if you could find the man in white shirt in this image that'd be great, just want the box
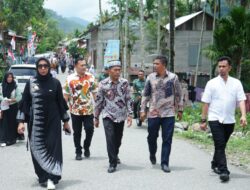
[201,56,247,182]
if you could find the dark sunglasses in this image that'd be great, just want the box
[38,64,49,69]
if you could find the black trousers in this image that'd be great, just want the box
[209,121,234,173]
[71,114,94,155]
[133,99,140,118]
[103,118,124,167]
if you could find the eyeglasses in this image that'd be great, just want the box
[38,64,49,69]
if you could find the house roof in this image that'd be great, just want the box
[165,11,203,30]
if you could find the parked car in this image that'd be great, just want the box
[9,64,36,93]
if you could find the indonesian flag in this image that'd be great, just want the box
[8,48,16,61]
[28,32,36,49]
[10,36,16,50]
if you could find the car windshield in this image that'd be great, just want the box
[10,67,36,76]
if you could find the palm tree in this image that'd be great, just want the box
[169,0,175,72]
[157,0,161,54]
[204,6,250,79]
[123,0,128,79]
[99,0,104,68]
[139,0,145,69]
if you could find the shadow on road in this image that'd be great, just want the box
[118,164,145,171]
[88,156,107,161]
[230,173,250,179]
[171,166,195,172]
[57,179,83,189]
[151,164,194,172]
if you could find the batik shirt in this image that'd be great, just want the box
[94,77,133,123]
[63,72,97,115]
[132,78,145,100]
[141,71,183,118]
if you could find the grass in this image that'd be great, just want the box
[176,103,250,172]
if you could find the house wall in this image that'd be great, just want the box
[174,30,213,74]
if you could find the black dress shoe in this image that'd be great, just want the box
[161,165,171,173]
[150,155,156,165]
[75,154,83,160]
[84,149,90,158]
[107,166,116,173]
[220,172,230,182]
[117,157,121,164]
[212,167,222,175]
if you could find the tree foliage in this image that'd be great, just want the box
[0,0,64,53]
[204,6,250,80]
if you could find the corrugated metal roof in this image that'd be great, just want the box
[165,11,203,30]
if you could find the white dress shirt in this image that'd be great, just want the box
[202,76,246,124]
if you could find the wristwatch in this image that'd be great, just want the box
[201,118,207,123]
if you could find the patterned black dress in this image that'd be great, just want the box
[18,75,69,184]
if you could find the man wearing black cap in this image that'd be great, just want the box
[94,60,133,173]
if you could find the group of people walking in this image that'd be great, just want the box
[0,54,247,189]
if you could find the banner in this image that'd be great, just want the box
[104,40,120,68]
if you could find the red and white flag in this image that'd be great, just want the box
[8,48,16,61]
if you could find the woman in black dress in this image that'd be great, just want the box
[0,72,22,146]
[17,58,71,190]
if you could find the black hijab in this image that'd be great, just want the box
[35,57,51,81]
[2,72,17,98]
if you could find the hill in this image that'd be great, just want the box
[45,9,89,34]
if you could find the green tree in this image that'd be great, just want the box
[204,6,250,79]
[2,0,45,34]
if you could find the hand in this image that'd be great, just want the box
[200,122,207,131]
[240,116,247,127]
[177,111,183,120]
[140,112,146,122]
[127,116,132,127]
[18,123,25,134]
[63,122,71,132]
[94,119,99,128]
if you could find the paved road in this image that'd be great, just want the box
[0,71,249,190]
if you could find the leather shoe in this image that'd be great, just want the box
[107,166,116,173]
[220,172,230,182]
[84,149,90,158]
[75,154,83,160]
[150,155,156,165]
[161,164,171,173]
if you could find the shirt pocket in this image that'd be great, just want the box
[164,79,174,98]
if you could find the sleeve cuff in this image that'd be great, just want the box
[62,112,70,122]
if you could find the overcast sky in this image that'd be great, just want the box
[44,0,111,22]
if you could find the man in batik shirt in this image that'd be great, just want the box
[140,55,183,173]
[94,60,133,173]
[63,58,97,160]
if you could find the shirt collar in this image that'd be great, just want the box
[218,75,231,83]
[75,72,87,78]
[108,77,121,84]
[156,70,169,78]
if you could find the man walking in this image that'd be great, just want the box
[201,56,247,182]
[132,70,145,126]
[140,55,183,173]
[63,57,97,160]
[94,60,133,173]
